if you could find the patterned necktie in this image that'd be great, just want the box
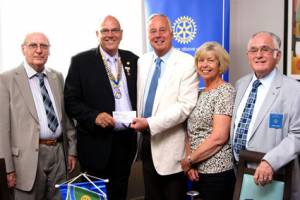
[36,73,59,133]
[233,79,261,157]
[143,57,162,118]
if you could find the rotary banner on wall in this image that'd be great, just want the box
[144,0,230,84]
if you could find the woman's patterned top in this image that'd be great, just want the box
[187,82,236,174]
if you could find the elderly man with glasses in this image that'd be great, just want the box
[0,32,77,200]
[231,31,300,200]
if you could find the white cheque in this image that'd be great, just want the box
[113,111,136,124]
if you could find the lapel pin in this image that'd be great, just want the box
[125,66,131,76]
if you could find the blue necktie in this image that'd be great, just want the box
[36,73,59,133]
[143,58,162,118]
[233,79,261,157]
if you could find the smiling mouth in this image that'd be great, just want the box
[154,39,164,45]
[254,60,266,64]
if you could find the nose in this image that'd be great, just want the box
[254,49,264,57]
[35,46,43,53]
[199,60,208,67]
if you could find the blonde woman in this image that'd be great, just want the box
[181,42,236,200]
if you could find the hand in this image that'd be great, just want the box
[95,112,115,128]
[253,160,274,186]
[181,158,191,173]
[130,118,149,132]
[7,171,16,188]
[186,168,199,181]
[68,155,77,172]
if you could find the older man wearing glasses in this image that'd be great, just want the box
[231,31,300,200]
[0,32,77,200]
[64,15,138,200]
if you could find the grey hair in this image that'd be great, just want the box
[248,31,281,49]
[147,13,173,33]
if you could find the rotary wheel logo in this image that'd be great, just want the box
[173,16,197,44]
[80,195,91,200]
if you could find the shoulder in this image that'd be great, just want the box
[71,48,98,60]
[0,65,24,80]
[119,49,139,60]
[138,51,153,63]
[219,82,236,95]
[47,68,64,80]
[236,74,252,84]
[281,74,300,90]
[171,48,194,62]
[235,73,252,89]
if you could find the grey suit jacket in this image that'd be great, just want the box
[231,69,300,200]
[0,65,76,191]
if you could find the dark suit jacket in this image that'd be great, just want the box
[64,47,138,172]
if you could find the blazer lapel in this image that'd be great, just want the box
[14,66,39,122]
[231,75,252,142]
[248,71,282,140]
[120,54,135,106]
[47,70,62,121]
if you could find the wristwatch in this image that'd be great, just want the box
[187,154,193,166]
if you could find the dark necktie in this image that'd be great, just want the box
[36,73,59,133]
[233,79,261,157]
[143,58,162,118]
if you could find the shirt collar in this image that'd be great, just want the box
[153,47,173,64]
[23,60,47,79]
[250,68,277,89]
[100,46,119,62]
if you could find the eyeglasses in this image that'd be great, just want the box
[25,43,50,50]
[247,45,278,55]
[100,28,122,35]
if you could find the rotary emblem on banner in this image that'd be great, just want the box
[80,195,92,200]
[172,16,197,44]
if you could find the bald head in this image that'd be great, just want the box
[99,15,121,30]
[22,32,50,72]
[96,15,123,56]
[23,32,50,46]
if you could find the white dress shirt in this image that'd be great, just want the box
[100,47,132,130]
[24,61,62,139]
[233,68,277,160]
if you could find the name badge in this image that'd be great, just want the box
[269,113,283,129]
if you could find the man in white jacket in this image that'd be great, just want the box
[131,13,199,200]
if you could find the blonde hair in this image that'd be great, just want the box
[194,42,229,73]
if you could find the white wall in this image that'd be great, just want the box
[0,0,285,83]
[230,0,285,84]
[0,0,144,76]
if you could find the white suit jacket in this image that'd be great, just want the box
[137,48,199,175]
[231,69,300,200]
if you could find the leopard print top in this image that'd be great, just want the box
[187,82,236,174]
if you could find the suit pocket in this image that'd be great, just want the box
[11,146,19,157]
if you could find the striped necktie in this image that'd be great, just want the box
[36,73,59,133]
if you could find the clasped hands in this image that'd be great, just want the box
[181,157,199,181]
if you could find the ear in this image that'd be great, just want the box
[274,50,282,63]
[273,51,278,59]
